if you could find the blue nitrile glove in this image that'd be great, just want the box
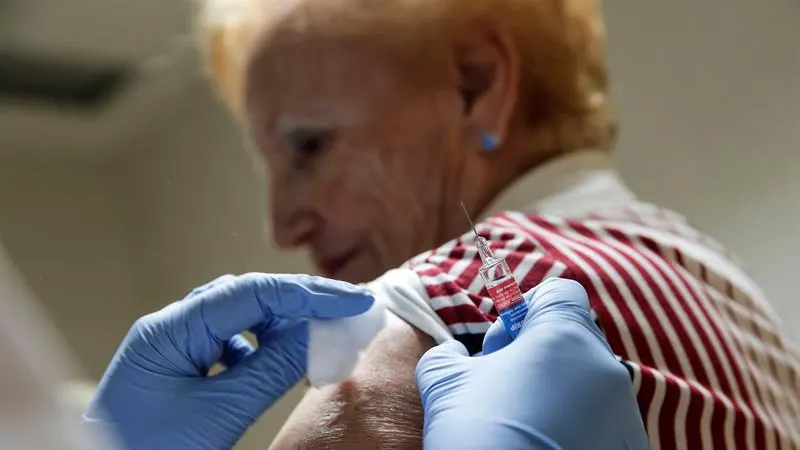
[416,278,649,450]
[83,273,373,450]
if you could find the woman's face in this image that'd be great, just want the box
[244,36,476,283]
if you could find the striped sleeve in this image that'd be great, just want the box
[402,217,571,354]
[401,210,800,449]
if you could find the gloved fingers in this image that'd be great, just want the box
[525,277,590,311]
[213,320,308,414]
[432,339,470,357]
[219,334,255,368]
[249,317,301,347]
[245,273,375,319]
[248,319,271,340]
[186,274,236,298]
[521,277,592,328]
[481,317,513,355]
[191,273,374,342]
[415,340,468,393]
[519,277,611,352]
[482,277,587,355]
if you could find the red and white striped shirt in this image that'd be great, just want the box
[368,151,800,449]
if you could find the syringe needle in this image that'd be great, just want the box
[460,201,479,236]
[461,200,493,262]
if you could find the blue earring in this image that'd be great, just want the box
[481,133,499,152]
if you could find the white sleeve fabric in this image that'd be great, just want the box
[364,268,453,344]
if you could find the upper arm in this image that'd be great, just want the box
[269,312,435,450]
[267,224,548,449]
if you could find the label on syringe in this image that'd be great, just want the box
[487,277,528,338]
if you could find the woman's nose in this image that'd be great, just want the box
[272,211,319,249]
[270,187,320,249]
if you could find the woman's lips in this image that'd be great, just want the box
[316,248,359,277]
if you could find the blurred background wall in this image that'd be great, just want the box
[0,155,143,378]
[0,0,797,447]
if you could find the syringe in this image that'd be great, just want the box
[461,202,529,339]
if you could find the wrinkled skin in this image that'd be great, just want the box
[243,31,513,282]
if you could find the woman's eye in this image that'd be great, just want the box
[287,128,333,159]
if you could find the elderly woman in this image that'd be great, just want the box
[199,0,800,448]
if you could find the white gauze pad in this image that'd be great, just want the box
[307,300,387,388]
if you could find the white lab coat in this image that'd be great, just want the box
[0,242,112,449]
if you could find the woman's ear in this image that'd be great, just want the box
[454,23,520,151]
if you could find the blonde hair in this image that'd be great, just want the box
[197,0,616,151]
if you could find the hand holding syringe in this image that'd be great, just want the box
[415,277,650,450]
[461,202,529,339]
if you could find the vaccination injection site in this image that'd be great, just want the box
[1,0,799,448]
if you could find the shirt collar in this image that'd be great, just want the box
[481,150,636,219]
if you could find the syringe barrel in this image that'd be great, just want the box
[479,258,528,338]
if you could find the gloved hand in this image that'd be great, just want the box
[83,273,373,450]
[416,278,649,450]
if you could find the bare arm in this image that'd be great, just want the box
[269,312,435,449]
